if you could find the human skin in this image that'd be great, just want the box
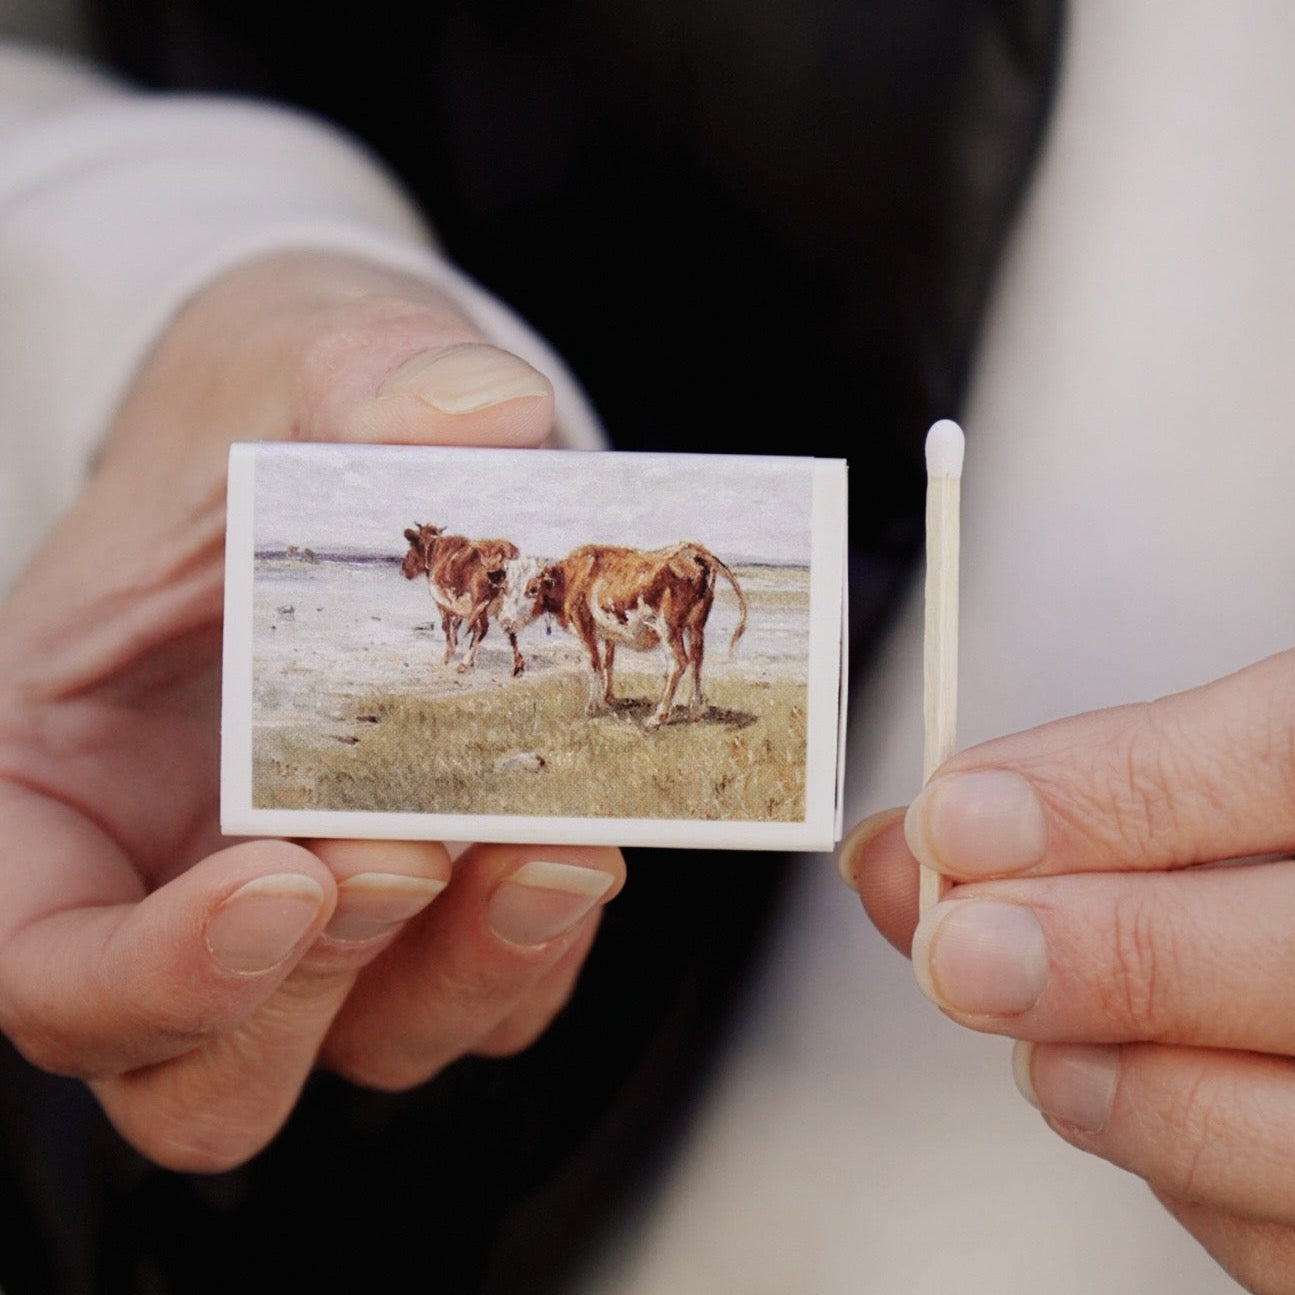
[839,651,1295,1294]
[0,250,625,1172]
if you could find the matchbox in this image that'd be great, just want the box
[221,443,848,850]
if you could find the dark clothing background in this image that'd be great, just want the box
[0,4,1064,1291]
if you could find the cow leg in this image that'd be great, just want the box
[647,634,688,730]
[574,617,607,715]
[508,631,524,677]
[584,657,604,714]
[460,611,488,672]
[601,640,616,704]
[457,596,496,673]
[441,609,458,665]
[583,640,607,713]
[457,626,476,671]
[685,625,706,718]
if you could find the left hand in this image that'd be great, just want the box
[840,649,1295,1294]
[0,250,624,1172]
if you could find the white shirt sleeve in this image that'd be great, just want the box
[0,40,603,594]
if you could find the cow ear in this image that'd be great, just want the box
[404,527,419,544]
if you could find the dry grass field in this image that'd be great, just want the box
[254,668,808,823]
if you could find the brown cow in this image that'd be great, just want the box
[519,541,748,729]
[401,523,525,674]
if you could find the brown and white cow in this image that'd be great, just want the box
[401,523,525,675]
[515,541,748,729]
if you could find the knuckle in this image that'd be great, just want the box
[1157,1060,1235,1202]
[1120,716,1182,855]
[1046,702,1212,867]
[96,1083,279,1173]
[1097,886,1171,1037]
[1252,691,1295,820]
[420,962,516,1022]
[293,316,361,417]
[326,1038,455,1092]
[102,991,224,1062]
[322,1008,466,1091]
[473,1011,553,1059]
[1065,663,1295,869]
[1099,708,1183,861]
[118,995,218,1046]
[129,1116,269,1174]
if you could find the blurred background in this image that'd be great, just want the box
[3,1,1289,1290]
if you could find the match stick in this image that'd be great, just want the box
[920,419,964,914]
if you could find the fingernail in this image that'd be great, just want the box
[324,873,448,943]
[836,807,906,888]
[487,861,616,947]
[912,899,1048,1015]
[1012,1039,1039,1107]
[206,874,327,974]
[905,770,1048,878]
[1015,1040,1119,1133]
[379,343,551,413]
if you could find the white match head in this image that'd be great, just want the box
[925,419,965,479]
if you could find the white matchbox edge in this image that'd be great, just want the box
[220,443,849,853]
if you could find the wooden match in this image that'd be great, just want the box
[920,419,964,913]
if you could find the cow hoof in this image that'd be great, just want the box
[512,664,524,678]
[456,663,471,675]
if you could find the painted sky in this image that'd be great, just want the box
[252,444,816,565]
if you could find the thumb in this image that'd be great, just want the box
[256,253,557,447]
[0,834,336,1082]
[90,840,451,1172]
[837,807,919,956]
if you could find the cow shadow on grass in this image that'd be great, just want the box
[599,698,758,730]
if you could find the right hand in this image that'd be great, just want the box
[840,651,1295,1293]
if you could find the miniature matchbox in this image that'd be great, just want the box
[221,443,848,851]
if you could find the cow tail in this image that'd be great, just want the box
[710,554,748,652]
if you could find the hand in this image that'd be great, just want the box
[840,649,1295,1294]
[0,251,624,1172]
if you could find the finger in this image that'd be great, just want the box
[837,807,917,955]
[321,845,624,1089]
[1156,1191,1295,1295]
[1016,1039,1295,1229]
[472,920,599,1058]
[909,861,1295,1052]
[903,649,1295,882]
[305,838,451,949]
